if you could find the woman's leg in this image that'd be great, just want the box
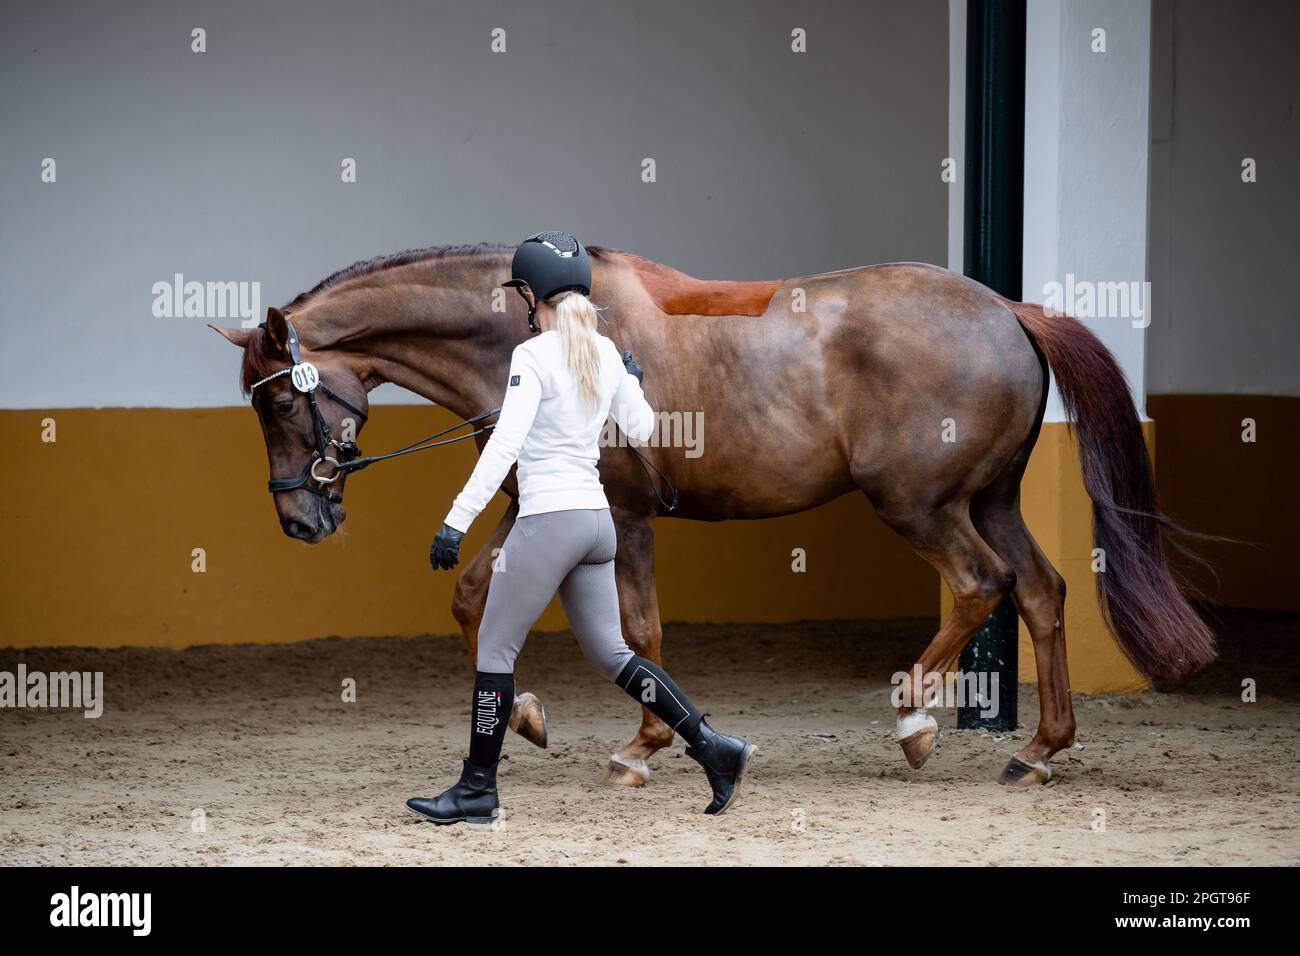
[470,511,610,764]
[407,512,589,824]
[557,510,757,814]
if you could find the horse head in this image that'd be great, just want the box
[213,306,370,543]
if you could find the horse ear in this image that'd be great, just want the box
[264,307,291,354]
[208,324,255,348]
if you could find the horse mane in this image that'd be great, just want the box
[276,241,775,319]
[281,242,515,313]
[243,241,775,392]
[244,242,517,394]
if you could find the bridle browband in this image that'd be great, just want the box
[249,318,499,505]
[248,317,678,513]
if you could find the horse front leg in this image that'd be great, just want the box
[606,510,674,787]
[450,500,547,748]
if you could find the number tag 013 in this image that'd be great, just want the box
[291,362,320,393]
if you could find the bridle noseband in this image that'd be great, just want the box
[249,318,499,505]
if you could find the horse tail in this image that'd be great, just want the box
[1004,299,1216,680]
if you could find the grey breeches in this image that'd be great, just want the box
[475,508,635,681]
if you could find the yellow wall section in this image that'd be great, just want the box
[6,399,1289,659]
[1148,394,1299,614]
[0,407,936,650]
[1016,422,1151,693]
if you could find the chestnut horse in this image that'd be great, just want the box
[214,243,1215,787]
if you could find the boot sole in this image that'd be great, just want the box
[404,804,497,826]
[712,742,757,816]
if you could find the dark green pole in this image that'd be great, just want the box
[957,0,1024,732]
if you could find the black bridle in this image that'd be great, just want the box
[249,318,677,512]
[249,319,499,505]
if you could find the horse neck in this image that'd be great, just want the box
[294,257,518,421]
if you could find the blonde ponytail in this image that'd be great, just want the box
[551,291,602,408]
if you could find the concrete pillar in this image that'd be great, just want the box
[1023,0,1152,421]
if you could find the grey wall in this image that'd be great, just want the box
[0,0,948,408]
[1148,0,1300,396]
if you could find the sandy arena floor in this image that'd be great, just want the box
[2,611,1297,866]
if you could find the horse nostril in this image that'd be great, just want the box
[282,517,318,540]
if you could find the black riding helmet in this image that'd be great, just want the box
[503,232,592,333]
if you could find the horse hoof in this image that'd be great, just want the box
[508,692,547,749]
[998,756,1052,786]
[607,754,650,787]
[897,711,940,769]
[899,727,939,769]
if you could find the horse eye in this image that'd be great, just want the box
[276,399,295,417]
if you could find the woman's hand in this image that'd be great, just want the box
[622,349,644,384]
[429,522,465,571]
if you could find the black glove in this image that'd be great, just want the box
[622,349,644,384]
[429,522,464,571]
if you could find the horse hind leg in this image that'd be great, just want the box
[875,499,1017,771]
[605,510,674,788]
[972,490,1075,786]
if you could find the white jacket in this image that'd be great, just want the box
[445,330,655,533]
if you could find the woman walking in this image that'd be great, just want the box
[408,232,755,824]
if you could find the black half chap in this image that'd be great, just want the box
[470,508,702,767]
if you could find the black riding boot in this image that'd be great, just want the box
[614,657,756,816]
[406,758,500,825]
[685,718,757,815]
